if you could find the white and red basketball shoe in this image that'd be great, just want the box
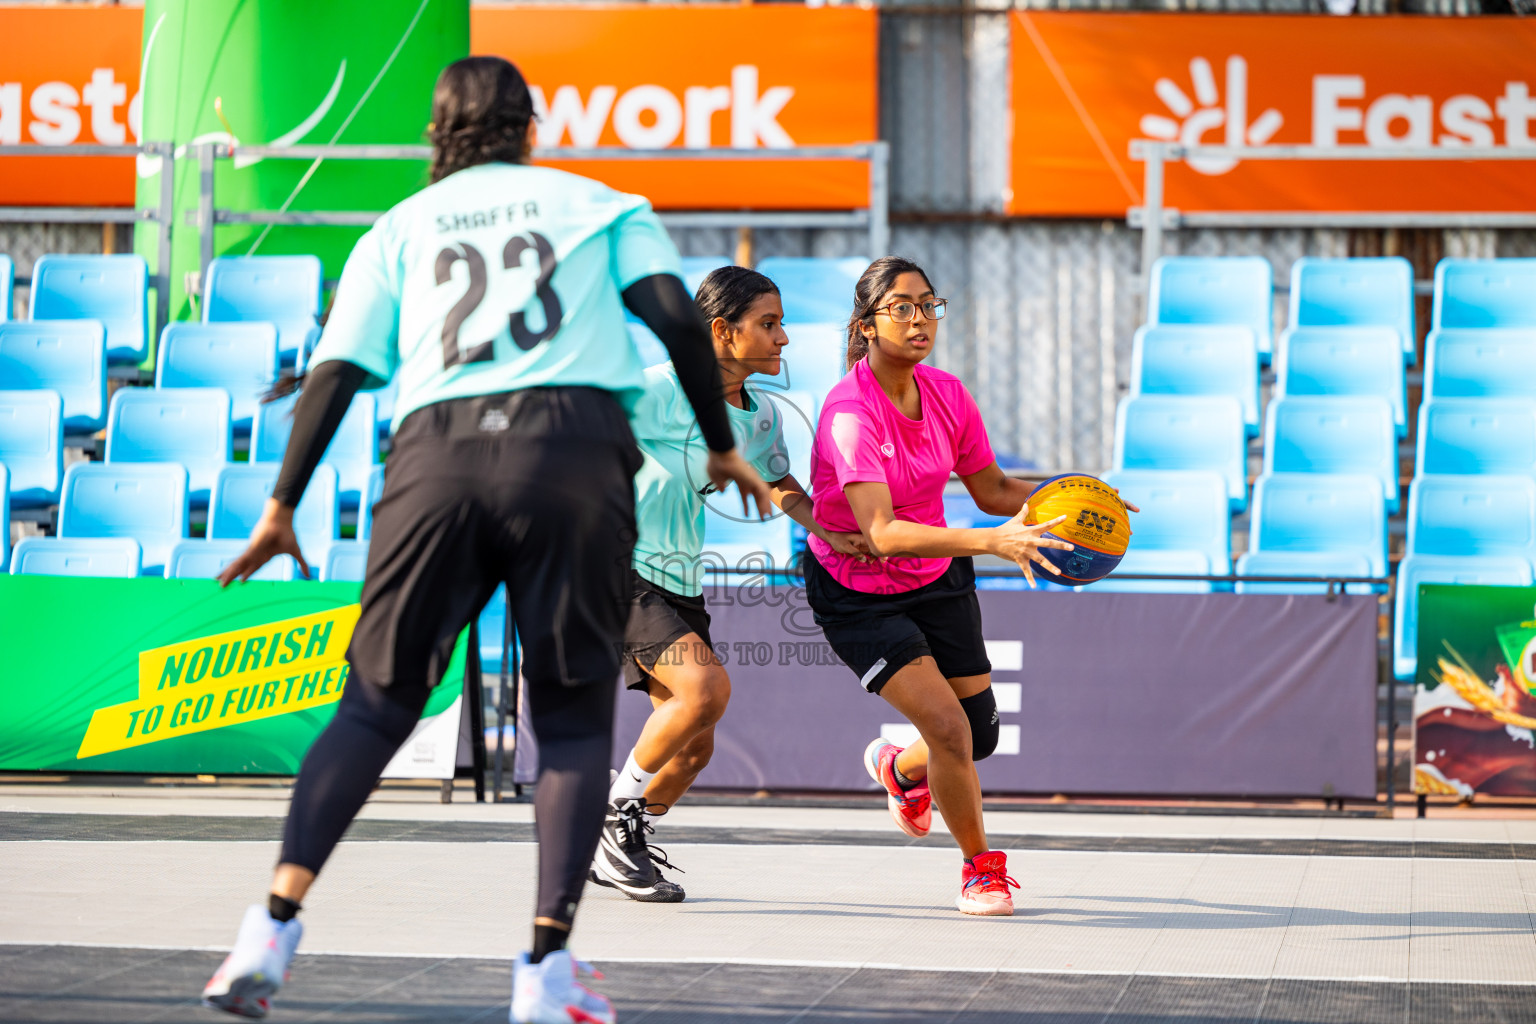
[956,850,1020,916]
[511,949,614,1024]
[864,737,932,837]
[201,904,303,1018]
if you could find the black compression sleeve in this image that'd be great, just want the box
[270,360,369,507]
[622,273,734,453]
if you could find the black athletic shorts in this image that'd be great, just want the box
[347,387,641,696]
[803,554,991,695]
[621,571,715,691]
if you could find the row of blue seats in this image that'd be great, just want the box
[2,251,869,371]
[0,460,385,577]
[0,253,323,366]
[1148,255,1536,364]
[0,388,378,509]
[1133,323,1536,440]
[9,535,368,583]
[1117,390,1536,514]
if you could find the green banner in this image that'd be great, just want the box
[133,0,470,334]
[0,576,463,775]
[1414,584,1536,798]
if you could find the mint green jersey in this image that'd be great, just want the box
[632,364,792,597]
[308,163,682,430]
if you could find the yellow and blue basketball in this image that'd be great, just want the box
[1024,473,1132,585]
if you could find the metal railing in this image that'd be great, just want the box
[1127,142,1536,291]
[188,142,891,287]
[0,143,176,338]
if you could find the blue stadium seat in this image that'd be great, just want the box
[781,322,850,408]
[1406,473,1536,561]
[30,254,148,364]
[1102,468,1231,570]
[942,492,1008,530]
[1090,549,1214,594]
[704,508,795,575]
[0,320,107,433]
[0,254,11,320]
[322,540,369,582]
[57,461,187,575]
[156,322,279,432]
[479,585,508,672]
[1112,395,1248,511]
[1434,258,1536,330]
[366,379,396,438]
[9,536,141,578]
[680,257,732,294]
[203,255,323,366]
[0,390,62,508]
[1275,326,1407,436]
[253,391,377,508]
[1394,555,1535,679]
[208,463,339,564]
[105,387,231,507]
[165,539,298,581]
[1416,398,1536,478]
[1423,328,1536,400]
[1235,550,1376,595]
[627,322,669,369]
[357,465,385,541]
[1130,324,1260,435]
[755,257,867,327]
[0,464,8,571]
[1289,257,1415,363]
[760,389,817,482]
[1147,256,1275,362]
[1239,473,1384,595]
[1263,396,1399,513]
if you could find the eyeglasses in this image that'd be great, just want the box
[872,298,947,323]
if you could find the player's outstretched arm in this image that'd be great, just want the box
[217,360,369,586]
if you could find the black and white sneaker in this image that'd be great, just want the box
[588,797,686,902]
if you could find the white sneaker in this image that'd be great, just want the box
[201,904,304,1019]
[511,949,615,1024]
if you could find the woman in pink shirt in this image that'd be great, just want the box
[805,256,1073,916]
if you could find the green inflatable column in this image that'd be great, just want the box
[133,0,468,347]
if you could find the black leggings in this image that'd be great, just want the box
[280,669,616,927]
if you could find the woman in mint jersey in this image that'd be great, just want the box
[198,58,769,1024]
[588,267,868,903]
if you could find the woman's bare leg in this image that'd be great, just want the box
[627,632,730,809]
[877,659,988,859]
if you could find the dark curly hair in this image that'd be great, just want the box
[428,56,536,184]
[845,256,933,370]
[694,266,779,326]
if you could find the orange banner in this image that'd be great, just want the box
[472,5,878,210]
[1011,13,1536,217]
[0,4,877,211]
[0,5,142,206]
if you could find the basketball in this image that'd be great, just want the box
[1024,473,1132,585]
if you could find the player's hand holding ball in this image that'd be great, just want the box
[989,504,1074,589]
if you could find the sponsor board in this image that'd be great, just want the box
[1011,13,1536,216]
[0,576,465,777]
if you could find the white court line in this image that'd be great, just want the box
[4,839,1533,865]
[4,940,1533,987]
[6,810,1533,847]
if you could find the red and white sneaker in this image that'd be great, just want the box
[956,851,1020,916]
[511,949,614,1024]
[863,737,931,838]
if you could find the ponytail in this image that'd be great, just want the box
[845,256,933,371]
